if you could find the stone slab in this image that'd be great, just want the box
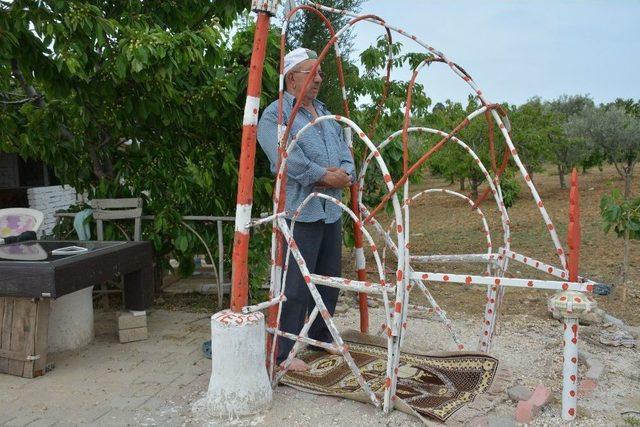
[118,311,147,330]
[119,326,148,343]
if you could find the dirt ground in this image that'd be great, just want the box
[347,164,640,326]
[333,303,640,426]
[6,306,631,426]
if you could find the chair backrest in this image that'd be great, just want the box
[90,198,143,241]
[0,208,44,238]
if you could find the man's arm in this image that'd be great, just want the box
[337,124,356,184]
[257,106,326,187]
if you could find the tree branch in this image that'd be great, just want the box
[613,161,624,179]
[87,144,107,180]
[10,58,76,142]
[10,59,45,107]
[0,96,43,105]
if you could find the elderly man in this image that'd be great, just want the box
[257,48,355,372]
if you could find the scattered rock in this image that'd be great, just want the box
[600,328,636,348]
[579,310,604,325]
[407,309,432,319]
[622,411,640,425]
[507,385,533,402]
[578,349,605,380]
[366,298,381,308]
[578,379,598,397]
[515,384,552,424]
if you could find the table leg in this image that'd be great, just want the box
[123,266,154,310]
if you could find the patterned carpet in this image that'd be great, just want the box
[281,331,499,422]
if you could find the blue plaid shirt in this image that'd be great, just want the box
[257,92,355,223]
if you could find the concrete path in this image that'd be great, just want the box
[0,310,420,426]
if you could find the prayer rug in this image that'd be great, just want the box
[281,330,499,422]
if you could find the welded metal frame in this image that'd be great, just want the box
[236,1,596,420]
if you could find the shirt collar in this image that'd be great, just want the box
[283,91,326,113]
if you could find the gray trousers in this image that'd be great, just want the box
[276,219,341,363]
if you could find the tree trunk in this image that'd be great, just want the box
[470,176,480,200]
[459,177,465,191]
[557,164,566,189]
[88,144,110,180]
[624,168,633,201]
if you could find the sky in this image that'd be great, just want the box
[346,0,640,106]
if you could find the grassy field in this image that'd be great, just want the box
[348,163,640,326]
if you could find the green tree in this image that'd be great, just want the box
[284,0,363,114]
[424,97,507,201]
[566,104,640,293]
[566,105,640,200]
[508,97,552,182]
[350,38,432,209]
[600,189,640,299]
[0,1,279,296]
[544,95,595,189]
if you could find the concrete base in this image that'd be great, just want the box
[204,309,272,419]
[48,286,95,353]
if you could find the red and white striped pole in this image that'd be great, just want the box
[204,2,279,418]
[230,1,279,312]
[550,169,596,421]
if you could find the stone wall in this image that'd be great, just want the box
[27,185,79,235]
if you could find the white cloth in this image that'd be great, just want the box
[283,47,318,76]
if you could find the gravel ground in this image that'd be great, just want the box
[331,300,640,426]
[165,297,638,426]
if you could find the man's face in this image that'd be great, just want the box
[288,59,323,101]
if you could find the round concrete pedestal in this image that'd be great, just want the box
[205,309,272,419]
[48,286,95,353]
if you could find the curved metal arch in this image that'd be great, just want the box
[390,188,493,270]
[357,126,511,264]
[305,0,567,269]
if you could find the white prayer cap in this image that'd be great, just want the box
[283,47,318,76]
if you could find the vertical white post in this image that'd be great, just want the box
[550,290,596,421]
[562,317,579,421]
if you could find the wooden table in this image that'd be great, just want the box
[0,240,154,377]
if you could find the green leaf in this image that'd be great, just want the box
[175,234,189,252]
[131,59,143,73]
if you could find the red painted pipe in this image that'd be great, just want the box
[230,11,272,312]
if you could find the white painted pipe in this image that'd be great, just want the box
[562,318,579,421]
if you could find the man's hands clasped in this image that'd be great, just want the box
[318,167,351,188]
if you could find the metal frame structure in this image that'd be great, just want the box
[232,0,597,421]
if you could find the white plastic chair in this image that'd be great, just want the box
[0,208,44,238]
